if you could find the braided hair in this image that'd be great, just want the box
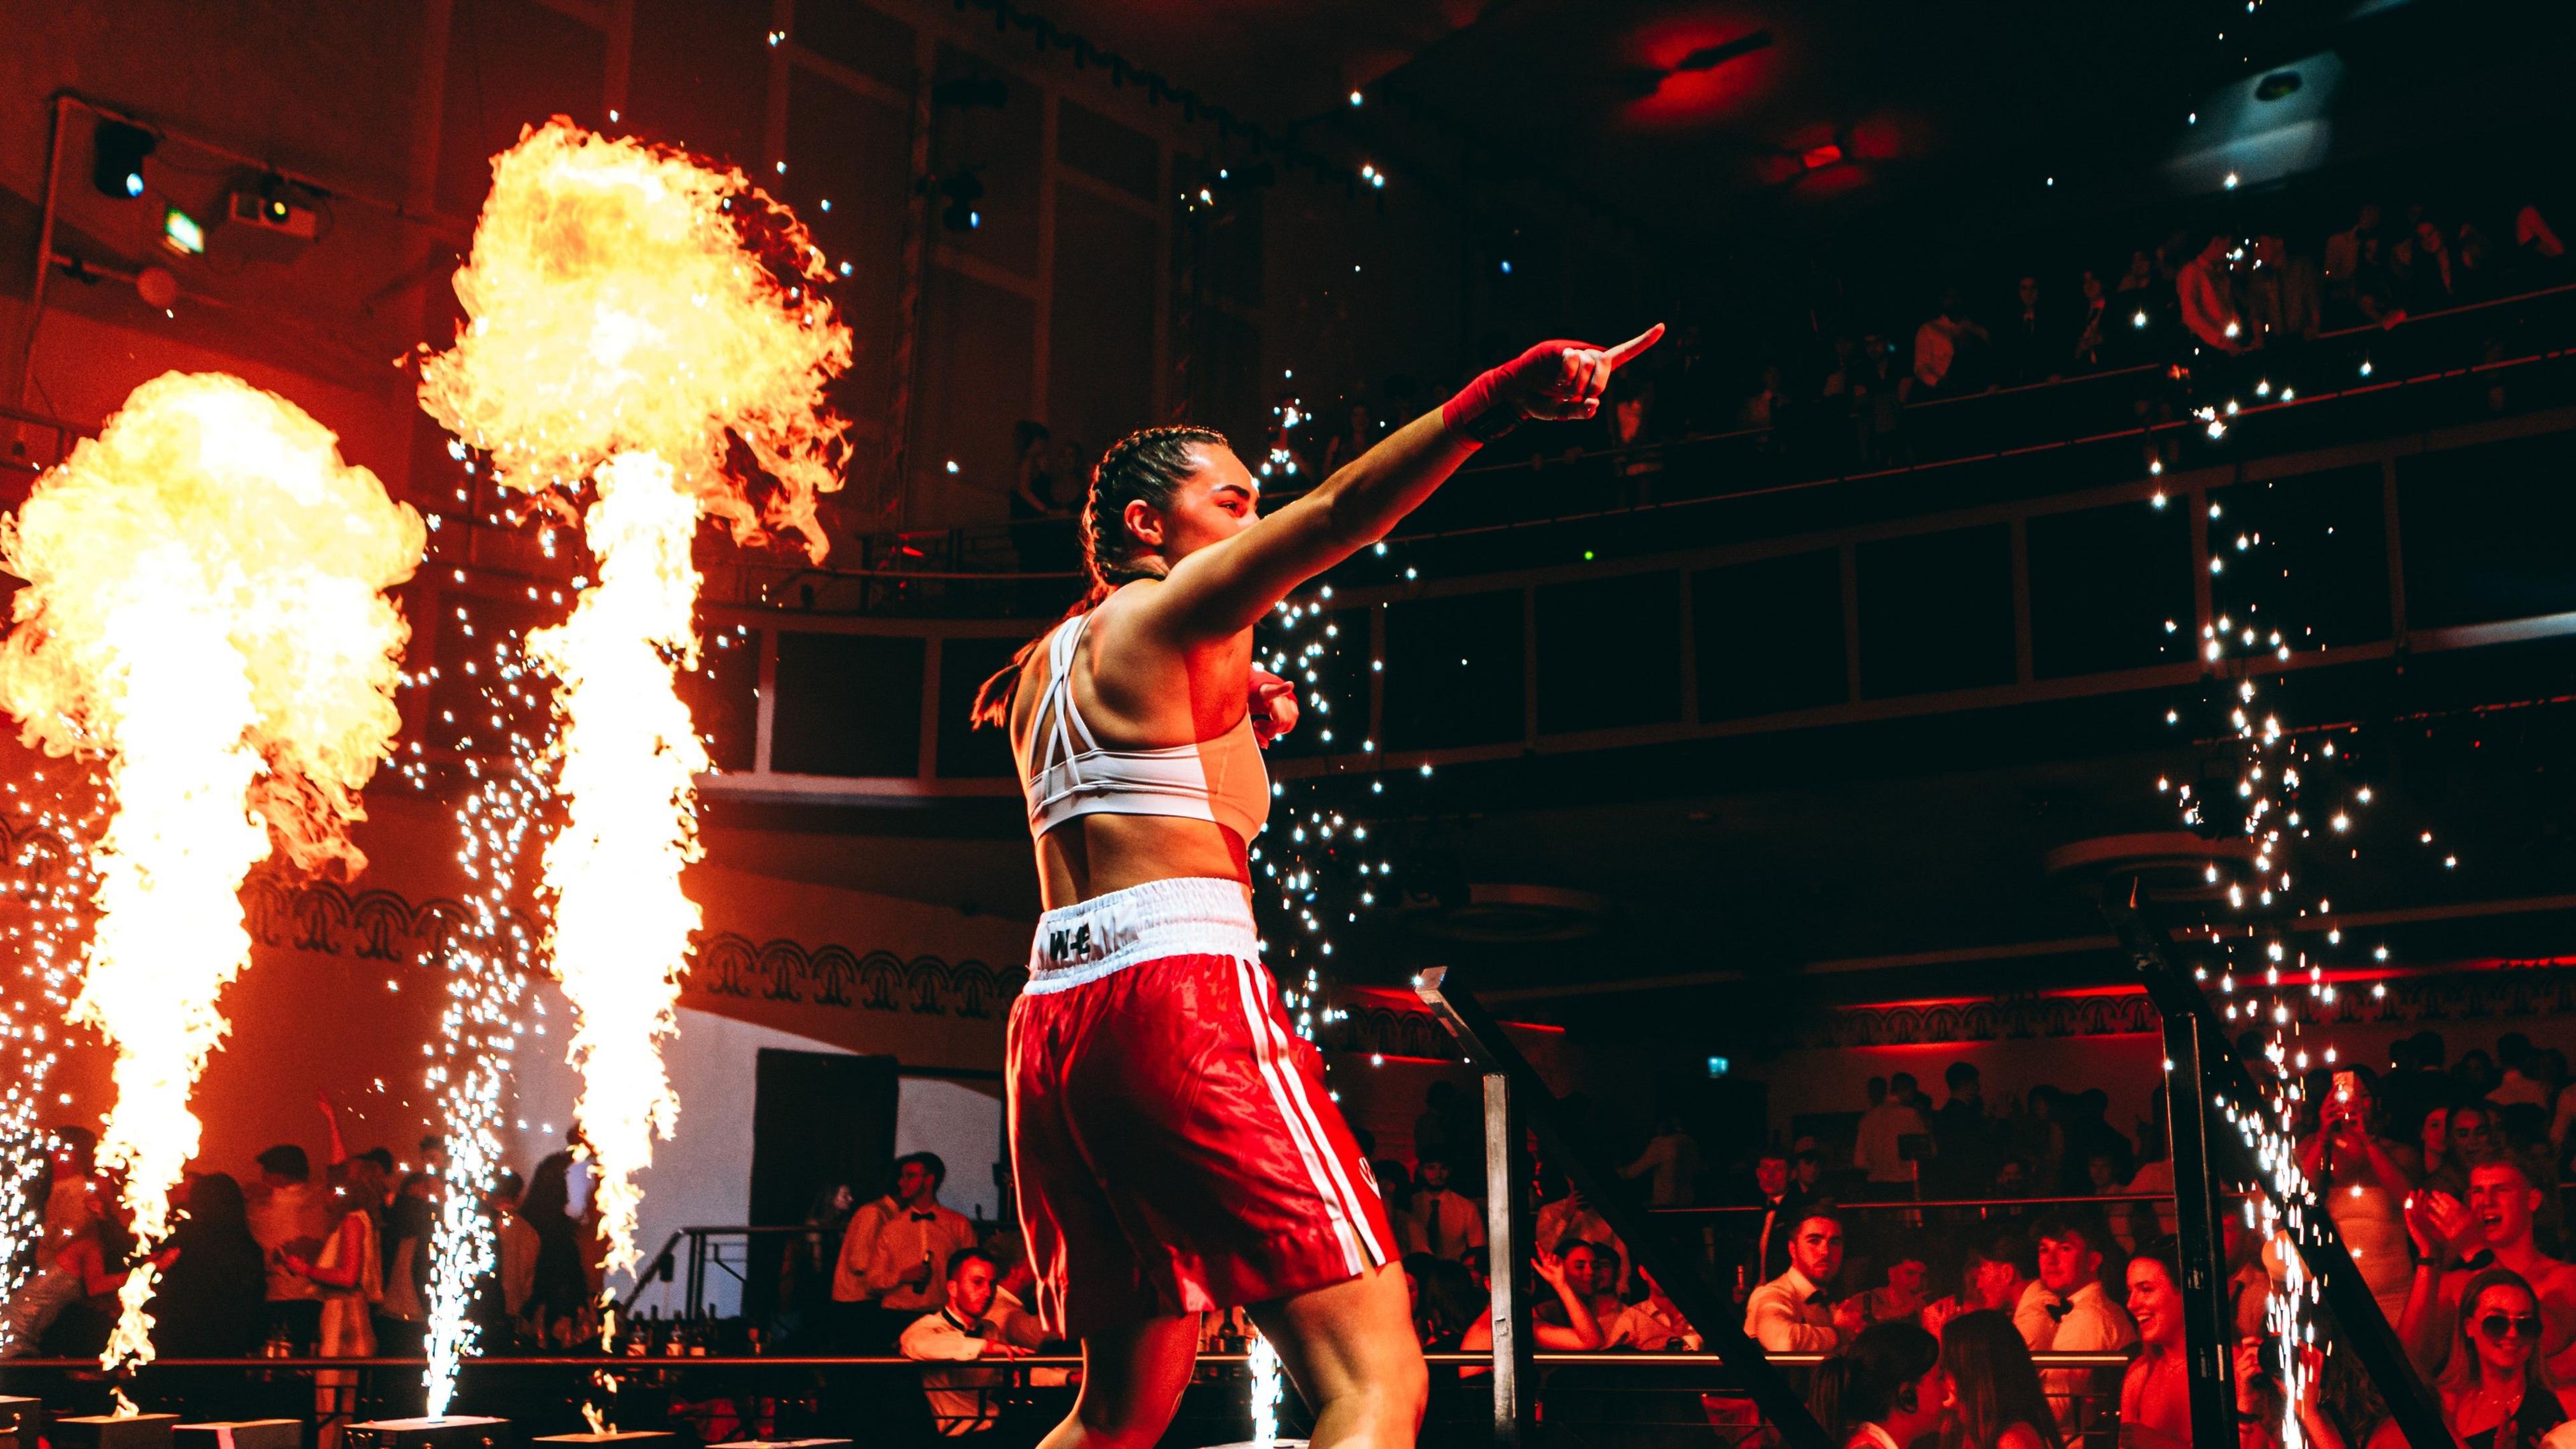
[969,424,1232,731]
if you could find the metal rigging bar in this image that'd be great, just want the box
[1415,965,1831,1449]
[2100,879,2449,1449]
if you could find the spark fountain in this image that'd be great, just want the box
[415,119,849,1354]
[0,372,425,1368]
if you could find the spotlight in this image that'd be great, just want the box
[160,206,205,256]
[91,119,156,199]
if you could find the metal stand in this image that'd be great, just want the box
[2101,880,2449,1449]
[1483,1073,1536,1448]
[1417,967,1831,1449]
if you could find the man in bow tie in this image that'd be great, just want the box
[2019,1212,2136,1436]
[1743,1208,1865,1351]
[835,1152,981,1352]
[1402,1153,1485,1264]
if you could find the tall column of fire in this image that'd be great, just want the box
[415,121,851,1383]
[0,373,426,1368]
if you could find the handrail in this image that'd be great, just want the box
[0,1350,2138,1370]
[1656,1192,2171,1216]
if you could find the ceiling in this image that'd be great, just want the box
[1018,0,2571,246]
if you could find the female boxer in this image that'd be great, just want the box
[973,325,1659,1449]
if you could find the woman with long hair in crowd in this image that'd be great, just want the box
[2436,1266,2576,1447]
[1810,1320,1951,1449]
[1938,1309,2061,1449]
[284,1155,384,1449]
[972,323,1659,1449]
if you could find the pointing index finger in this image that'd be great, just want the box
[1604,323,1667,370]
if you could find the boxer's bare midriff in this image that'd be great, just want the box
[1036,812,1252,913]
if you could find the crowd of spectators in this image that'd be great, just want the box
[15,1022,2576,1446]
[967,184,2572,598]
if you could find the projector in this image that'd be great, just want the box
[227,186,319,239]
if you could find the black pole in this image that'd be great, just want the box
[2100,880,2451,1449]
[1483,1072,1536,1448]
[2162,1008,2241,1448]
[1416,967,1833,1449]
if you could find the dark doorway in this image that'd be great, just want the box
[744,1049,900,1330]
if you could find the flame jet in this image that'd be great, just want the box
[0,372,425,1368]
[417,119,851,1302]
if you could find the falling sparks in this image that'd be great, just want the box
[419,119,851,1284]
[0,772,99,1350]
[0,373,423,1368]
[1248,1329,1284,1446]
[415,620,546,1418]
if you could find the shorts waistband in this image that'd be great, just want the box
[1024,877,1258,994]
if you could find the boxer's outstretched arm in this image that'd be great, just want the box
[1145,327,1662,643]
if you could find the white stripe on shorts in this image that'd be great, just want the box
[1232,958,1366,1278]
[1246,961,1387,1268]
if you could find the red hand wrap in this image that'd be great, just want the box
[1440,339,1591,443]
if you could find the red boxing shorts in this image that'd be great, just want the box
[1007,877,1396,1338]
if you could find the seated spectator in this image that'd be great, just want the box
[2326,202,2383,301]
[1997,274,2059,386]
[1403,1152,1484,1263]
[1607,1265,1698,1351]
[898,1248,1044,1440]
[2453,1101,2506,1176]
[2071,270,2112,371]
[1460,1244,1603,1358]
[1959,1226,2037,1319]
[1738,365,1792,435]
[2434,1266,2576,1448]
[2517,201,2567,279]
[1534,1187,1627,1293]
[2245,233,2322,351]
[2396,219,2466,312]
[1536,1238,1623,1336]
[1746,1150,1811,1291]
[1407,1254,1484,1352]
[2120,1240,2191,1449]
[2402,1157,2576,1383]
[1940,1308,2062,1449]
[1864,1252,1931,1326]
[1913,291,1990,397]
[2022,1212,2137,1438]
[1809,1320,1950,1449]
[2178,234,2246,355]
[1746,1208,1865,1352]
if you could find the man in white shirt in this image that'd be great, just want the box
[1402,1155,1485,1263]
[2020,1213,2138,1436]
[1856,1075,1930,1194]
[898,1249,1045,1438]
[835,1152,981,1351]
[1743,1210,1866,1352]
[1608,1266,1701,1351]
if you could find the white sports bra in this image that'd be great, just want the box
[1018,609,1270,843]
